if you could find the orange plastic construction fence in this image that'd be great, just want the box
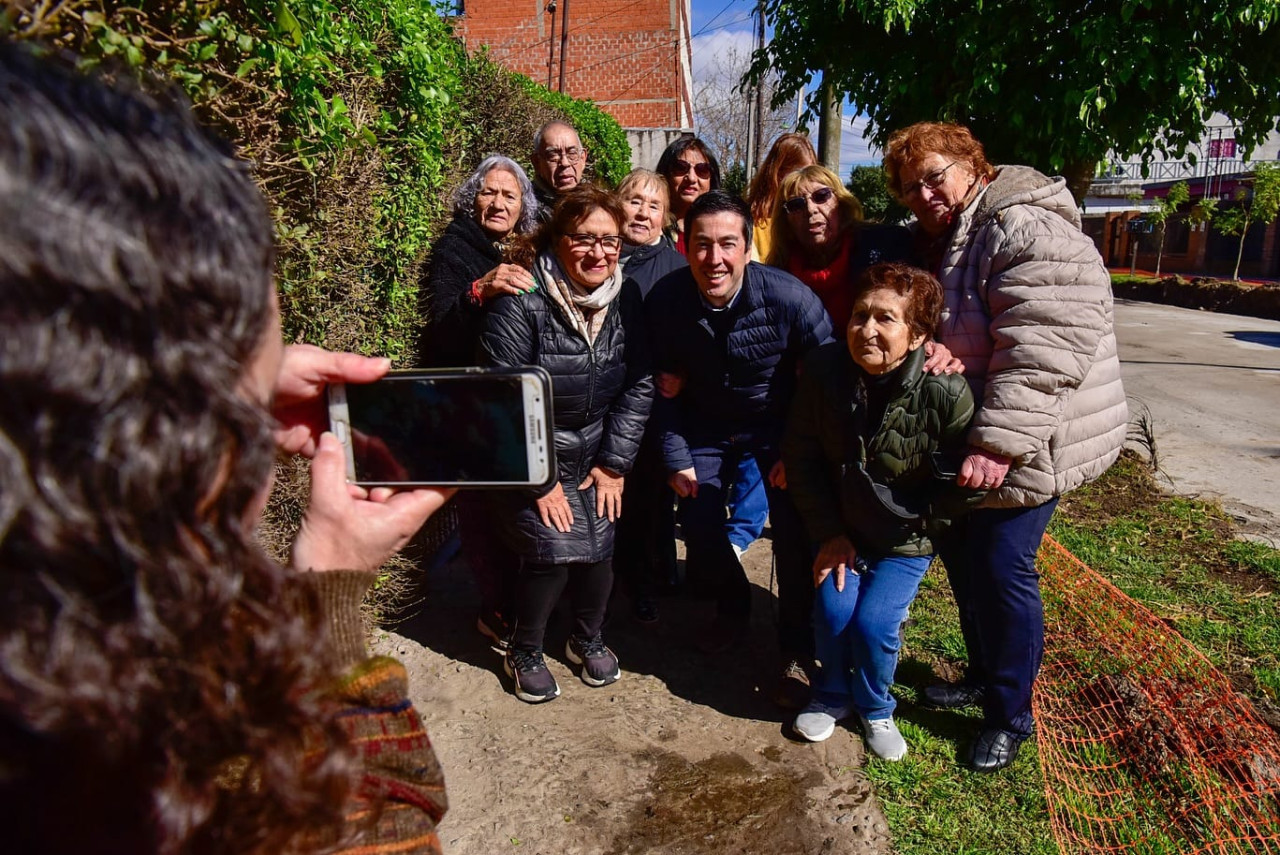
[1035,535,1280,854]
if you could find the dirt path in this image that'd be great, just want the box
[374,543,893,855]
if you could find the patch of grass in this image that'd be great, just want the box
[871,450,1280,855]
[1053,451,1280,720]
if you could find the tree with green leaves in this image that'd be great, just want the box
[1214,162,1280,281]
[750,0,1280,202]
[847,165,909,224]
[1146,182,1190,278]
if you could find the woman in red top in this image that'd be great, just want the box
[766,164,913,330]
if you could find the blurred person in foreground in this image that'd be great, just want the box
[0,44,451,853]
[883,121,1127,772]
[480,186,653,703]
[783,263,983,760]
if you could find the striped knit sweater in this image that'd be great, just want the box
[312,571,449,855]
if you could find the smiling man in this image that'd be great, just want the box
[646,191,833,703]
[531,120,589,218]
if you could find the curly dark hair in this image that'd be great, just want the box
[852,262,944,342]
[504,183,626,270]
[655,136,722,192]
[0,44,355,854]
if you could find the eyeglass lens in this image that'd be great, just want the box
[544,147,582,163]
[567,233,622,252]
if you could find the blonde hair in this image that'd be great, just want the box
[766,164,864,268]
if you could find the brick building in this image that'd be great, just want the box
[452,0,694,163]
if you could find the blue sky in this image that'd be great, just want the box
[689,0,877,173]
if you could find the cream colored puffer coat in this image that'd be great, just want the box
[930,165,1128,508]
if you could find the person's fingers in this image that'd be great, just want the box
[369,486,395,503]
[325,349,392,385]
[274,423,318,458]
[538,502,554,529]
[814,565,831,588]
[309,433,349,507]
[346,482,369,500]
[834,564,846,593]
[579,473,595,491]
[687,479,698,499]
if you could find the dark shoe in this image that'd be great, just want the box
[968,728,1026,773]
[772,659,812,710]
[565,634,621,687]
[696,614,749,655]
[632,596,659,624]
[504,647,560,703]
[476,609,511,652]
[922,680,984,709]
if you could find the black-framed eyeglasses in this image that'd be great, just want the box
[565,233,623,253]
[671,159,712,179]
[782,186,835,214]
[541,146,584,164]
[902,161,958,198]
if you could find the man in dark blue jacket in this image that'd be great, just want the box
[646,191,833,704]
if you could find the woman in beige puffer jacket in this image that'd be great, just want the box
[883,122,1127,773]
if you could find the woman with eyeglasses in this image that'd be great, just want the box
[480,186,654,703]
[746,132,818,263]
[656,136,721,254]
[766,164,914,332]
[882,122,1126,772]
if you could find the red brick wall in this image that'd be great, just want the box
[453,0,692,130]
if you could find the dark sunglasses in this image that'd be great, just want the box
[671,160,712,179]
[782,186,835,214]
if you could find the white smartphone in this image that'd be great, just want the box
[327,367,555,489]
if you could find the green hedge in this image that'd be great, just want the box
[12,0,630,363]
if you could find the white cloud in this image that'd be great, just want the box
[690,28,755,89]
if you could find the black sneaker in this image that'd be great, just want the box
[476,609,512,652]
[632,596,659,624]
[922,681,985,709]
[504,647,560,703]
[565,634,621,687]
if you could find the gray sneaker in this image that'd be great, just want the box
[565,634,621,687]
[505,647,560,703]
[793,699,855,742]
[861,715,908,761]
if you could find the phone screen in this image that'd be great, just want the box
[336,371,551,486]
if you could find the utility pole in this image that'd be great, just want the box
[557,0,570,93]
[817,73,841,173]
[546,1,557,90]
[752,0,767,173]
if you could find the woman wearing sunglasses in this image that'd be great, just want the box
[481,186,654,703]
[746,132,818,263]
[656,137,722,254]
[766,164,914,332]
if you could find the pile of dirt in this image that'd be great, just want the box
[1112,275,1280,321]
[377,545,893,854]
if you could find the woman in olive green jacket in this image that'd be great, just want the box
[782,263,982,760]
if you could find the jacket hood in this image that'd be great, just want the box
[975,165,1081,230]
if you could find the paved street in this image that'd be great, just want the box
[1113,298,1280,542]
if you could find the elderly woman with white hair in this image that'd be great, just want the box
[424,154,541,369]
[423,154,541,650]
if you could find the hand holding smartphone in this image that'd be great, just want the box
[327,367,556,489]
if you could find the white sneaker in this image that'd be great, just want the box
[731,543,746,561]
[793,700,855,742]
[861,716,908,761]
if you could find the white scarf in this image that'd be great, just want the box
[536,251,624,345]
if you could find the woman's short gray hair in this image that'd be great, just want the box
[452,155,540,235]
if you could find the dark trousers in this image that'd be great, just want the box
[613,439,678,598]
[936,498,1059,737]
[676,441,814,661]
[456,492,519,619]
[511,560,613,652]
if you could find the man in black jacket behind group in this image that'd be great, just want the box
[646,191,833,706]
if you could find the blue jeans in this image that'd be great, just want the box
[811,553,933,720]
[935,499,1059,737]
[725,454,768,552]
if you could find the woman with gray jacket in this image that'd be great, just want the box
[882,122,1128,773]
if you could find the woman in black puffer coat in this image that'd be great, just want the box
[480,186,653,704]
